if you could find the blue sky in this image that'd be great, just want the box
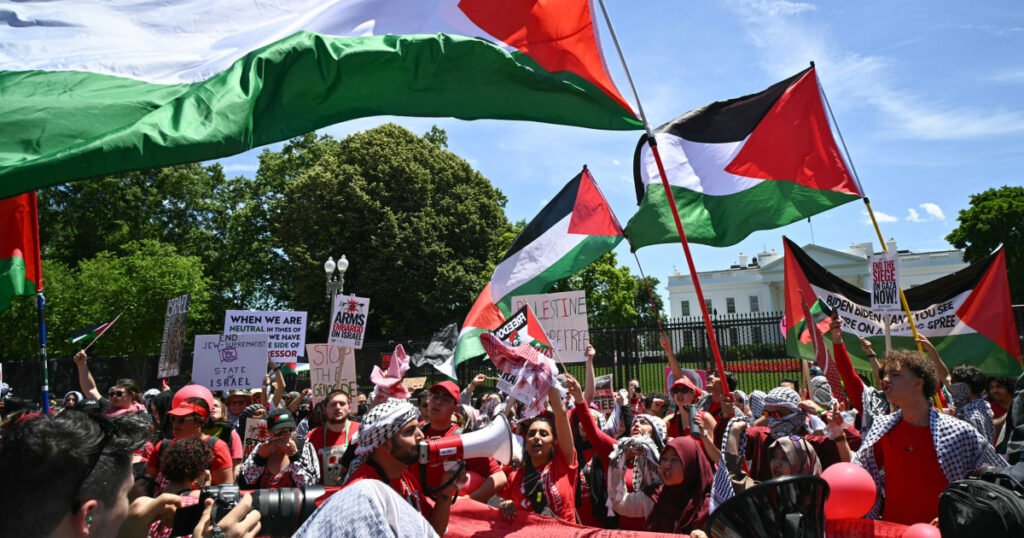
[214,0,1024,308]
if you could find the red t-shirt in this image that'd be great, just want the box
[307,421,360,486]
[504,447,578,523]
[147,436,233,494]
[420,424,502,494]
[873,420,948,525]
[345,460,432,519]
[990,400,1008,419]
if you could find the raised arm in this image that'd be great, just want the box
[548,386,574,463]
[583,345,597,403]
[73,350,102,401]
[916,335,952,391]
[288,388,310,414]
[566,374,617,462]
[270,365,286,408]
[858,337,884,381]
[828,320,866,418]
[660,333,684,382]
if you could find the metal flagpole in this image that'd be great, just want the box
[596,0,730,393]
[817,67,944,409]
[38,293,49,414]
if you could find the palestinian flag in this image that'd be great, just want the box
[0,0,640,199]
[454,166,623,370]
[625,67,863,249]
[66,315,121,345]
[781,298,835,344]
[784,237,1022,375]
[0,192,42,312]
[281,362,310,376]
[494,305,556,353]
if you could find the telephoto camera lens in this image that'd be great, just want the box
[251,486,326,537]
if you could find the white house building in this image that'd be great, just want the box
[666,240,968,318]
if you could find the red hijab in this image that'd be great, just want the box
[644,436,713,534]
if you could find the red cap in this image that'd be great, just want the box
[166,400,210,419]
[671,376,703,397]
[172,384,215,411]
[428,381,460,403]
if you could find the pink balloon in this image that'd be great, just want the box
[458,470,485,496]
[902,523,941,537]
[821,462,876,519]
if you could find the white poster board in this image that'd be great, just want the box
[191,334,268,390]
[224,310,308,363]
[510,290,589,362]
[306,343,358,404]
[328,296,370,349]
[242,417,269,460]
[870,253,901,314]
[158,294,190,378]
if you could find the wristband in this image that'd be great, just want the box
[816,408,826,416]
[866,354,877,358]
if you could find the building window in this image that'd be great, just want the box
[749,295,760,313]
[726,297,736,314]
[680,300,690,317]
[704,298,713,313]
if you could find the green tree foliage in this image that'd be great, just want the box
[550,252,639,327]
[0,240,210,358]
[272,124,512,340]
[634,275,667,326]
[946,185,1024,302]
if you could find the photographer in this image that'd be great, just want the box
[238,408,314,488]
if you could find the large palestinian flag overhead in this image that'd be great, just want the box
[783,237,1022,376]
[626,67,863,249]
[0,192,42,312]
[454,167,623,371]
[0,0,640,198]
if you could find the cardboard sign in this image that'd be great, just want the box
[242,417,270,460]
[158,294,190,378]
[593,374,615,414]
[328,296,370,349]
[224,310,308,363]
[191,334,267,390]
[306,343,358,404]
[510,290,589,362]
[402,377,427,391]
[870,253,901,314]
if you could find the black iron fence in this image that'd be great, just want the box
[5,307,1024,405]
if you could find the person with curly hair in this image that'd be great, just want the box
[147,437,211,538]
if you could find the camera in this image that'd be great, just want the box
[171,484,326,537]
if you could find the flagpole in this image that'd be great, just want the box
[817,69,943,409]
[82,312,122,352]
[37,293,50,414]
[629,243,663,332]
[596,0,730,394]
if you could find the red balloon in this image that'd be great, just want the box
[821,462,876,519]
[902,523,941,537]
[458,470,485,496]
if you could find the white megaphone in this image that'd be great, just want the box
[418,414,514,466]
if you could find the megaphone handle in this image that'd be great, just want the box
[420,459,467,499]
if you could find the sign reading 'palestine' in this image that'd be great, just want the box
[784,237,1022,375]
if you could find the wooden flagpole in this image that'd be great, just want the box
[596,0,730,394]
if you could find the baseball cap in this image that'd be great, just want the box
[167,400,210,419]
[428,381,460,403]
[172,384,215,411]
[266,408,297,434]
[671,376,704,397]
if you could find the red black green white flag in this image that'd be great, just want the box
[454,167,623,371]
[0,192,42,312]
[784,237,1022,375]
[493,305,556,355]
[626,67,863,249]
[66,315,121,345]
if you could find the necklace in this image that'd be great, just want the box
[904,423,928,452]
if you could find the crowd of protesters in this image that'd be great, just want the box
[2,319,1023,538]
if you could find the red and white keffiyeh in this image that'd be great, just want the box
[370,344,411,403]
[480,332,563,420]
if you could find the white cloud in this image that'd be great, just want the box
[863,209,898,224]
[906,208,922,222]
[989,68,1024,84]
[725,1,1024,140]
[612,159,621,166]
[920,202,945,220]
[220,163,258,173]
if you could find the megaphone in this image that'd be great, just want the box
[418,414,513,466]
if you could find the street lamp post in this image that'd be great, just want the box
[324,255,349,312]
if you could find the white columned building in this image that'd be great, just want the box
[666,240,968,319]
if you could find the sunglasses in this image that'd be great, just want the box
[109,389,127,397]
[171,415,199,425]
[274,428,294,437]
[763,409,795,419]
[671,388,693,396]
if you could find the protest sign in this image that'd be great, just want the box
[158,294,190,378]
[306,343,357,404]
[328,296,370,349]
[224,310,307,363]
[665,367,706,394]
[242,417,269,460]
[511,290,589,362]
[402,376,427,391]
[870,253,901,314]
[593,374,615,414]
[192,334,267,390]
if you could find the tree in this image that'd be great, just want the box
[946,185,1024,302]
[0,240,211,358]
[634,275,667,326]
[550,252,639,327]
[271,124,512,340]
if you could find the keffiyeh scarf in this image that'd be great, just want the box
[370,345,411,404]
[607,434,663,516]
[345,399,419,483]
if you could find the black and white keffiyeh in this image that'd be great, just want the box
[355,399,419,456]
[853,407,1007,519]
[606,434,663,516]
[956,397,995,445]
[764,387,805,440]
[810,376,836,408]
[749,390,767,418]
[710,415,750,512]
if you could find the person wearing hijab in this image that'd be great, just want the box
[62,391,83,410]
[609,435,714,534]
